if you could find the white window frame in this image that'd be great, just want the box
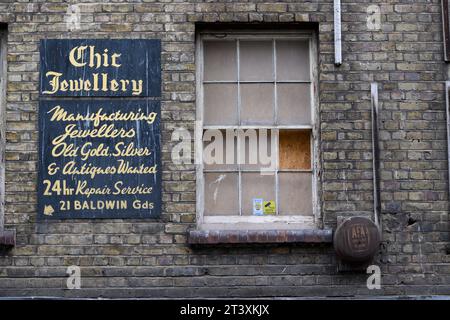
[195,29,320,230]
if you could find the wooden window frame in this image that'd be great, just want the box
[195,29,320,231]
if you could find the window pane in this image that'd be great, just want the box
[204,40,237,81]
[279,172,313,215]
[240,129,275,171]
[204,172,239,216]
[277,83,311,125]
[279,130,311,170]
[276,40,310,81]
[241,173,276,216]
[204,84,238,125]
[203,129,238,170]
[241,83,274,125]
[239,41,273,81]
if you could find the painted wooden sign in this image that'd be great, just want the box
[37,99,161,219]
[39,39,161,97]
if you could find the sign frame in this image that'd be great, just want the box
[38,39,162,220]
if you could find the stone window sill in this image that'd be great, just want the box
[188,229,333,245]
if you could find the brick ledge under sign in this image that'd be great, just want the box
[0,229,16,247]
[188,229,333,245]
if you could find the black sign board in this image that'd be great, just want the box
[37,99,161,219]
[40,39,161,97]
[38,39,162,219]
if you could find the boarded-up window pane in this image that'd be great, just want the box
[279,172,313,215]
[241,83,274,125]
[204,41,237,81]
[277,83,311,125]
[276,40,310,81]
[239,41,273,81]
[204,172,239,215]
[204,84,238,125]
[279,130,311,170]
[241,173,276,216]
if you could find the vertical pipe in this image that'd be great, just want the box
[334,0,342,66]
[445,81,450,202]
[237,40,242,216]
[442,0,450,61]
[0,27,7,233]
[371,83,381,231]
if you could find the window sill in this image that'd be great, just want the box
[188,229,332,245]
[0,229,16,248]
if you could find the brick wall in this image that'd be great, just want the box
[0,0,449,298]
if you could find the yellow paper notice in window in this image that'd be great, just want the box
[263,200,276,215]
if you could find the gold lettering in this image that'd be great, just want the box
[113,181,153,195]
[101,73,108,92]
[43,72,143,95]
[47,105,158,127]
[133,200,154,210]
[110,79,119,92]
[80,142,110,161]
[89,46,102,69]
[72,200,127,210]
[92,73,99,91]
[52,142,78,158]
[84,80,92,91]
[132,80,143,96]
[44,46,141,95]
[120,79,129,92]
[111,53,121,67]
[75,180,111,198]
[69,46,88,67]
[113,142,151,157]
[42,71,63,94]
[61,160,156,179]
[59,80,69,91]
[52,123,135,145]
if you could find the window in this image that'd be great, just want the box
[196,30,319,230]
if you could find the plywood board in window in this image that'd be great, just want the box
[279,130,311,170]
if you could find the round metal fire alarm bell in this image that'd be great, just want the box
[333,216,381,262]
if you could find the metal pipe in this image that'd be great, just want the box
[371,82,381,231]
[0,27,7,233]
[445,82,450,202]
[334,0,342,66]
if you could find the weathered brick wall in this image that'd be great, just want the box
[0,0,449,298]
